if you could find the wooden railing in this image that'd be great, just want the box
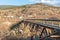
[25,19,60,27]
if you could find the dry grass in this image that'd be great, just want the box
[0,3,60,40]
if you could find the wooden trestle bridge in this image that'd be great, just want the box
[9,19,60,40]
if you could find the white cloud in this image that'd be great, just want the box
[41,0,57,4]
[29,0,60,6]
[29,0,41,3]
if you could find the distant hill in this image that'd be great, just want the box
[0,5,19,9]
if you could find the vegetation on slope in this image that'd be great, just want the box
[0,3,60,40]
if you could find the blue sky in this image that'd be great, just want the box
[0,0,60,6]
[0,0,35,6]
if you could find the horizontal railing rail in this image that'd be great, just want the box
[25,19,60,22]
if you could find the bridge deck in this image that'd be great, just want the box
[6,19,60,40]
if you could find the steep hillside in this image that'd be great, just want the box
[0,3,60,19]
[0,3,60,28]
[0,3,60,39]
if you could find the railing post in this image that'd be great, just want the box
[59,22,60,27]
